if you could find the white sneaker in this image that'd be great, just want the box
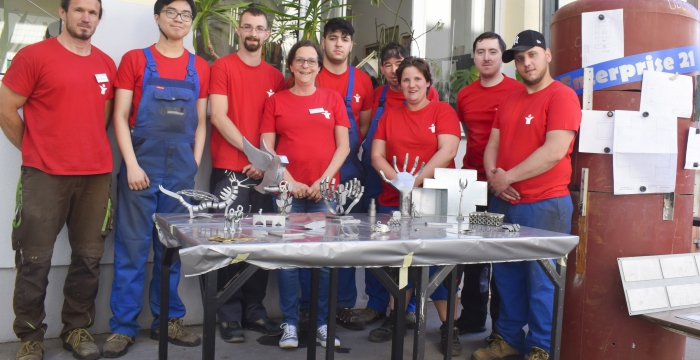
[278,323,298,348]
[316,325,340,348]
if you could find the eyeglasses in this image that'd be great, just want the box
[240,25,268,33]
[160,9,193,22]
[293,57,319,67]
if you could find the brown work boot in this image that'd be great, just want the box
[470,334,522,360]
[16,341,43,360]
[102,333,134,358]
[62,328,100,360]
[150,318,201,347]
[525,346,549,360]
[355,307,385,325]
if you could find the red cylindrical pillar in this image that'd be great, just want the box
[550,1,698,359]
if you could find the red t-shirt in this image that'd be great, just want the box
[374,101,461,207]
[493,80,581,204]
[316,66,373,141]
[1,37,115,175]
[209,53,286,172]
[260,88,350,186]
[370,86,439,119]
[115,45,210,127]
[457,76,524,181]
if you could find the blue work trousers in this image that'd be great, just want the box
[109,140,197,337]
[489,195,573,354]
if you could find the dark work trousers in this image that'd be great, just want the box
[12,167,112,342]
[457,202,500,329]
[209,168,274,323]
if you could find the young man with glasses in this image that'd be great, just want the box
[0,0,115,359]
[208,5,286,344]
[104,0,210,357]
[301,17,373,333]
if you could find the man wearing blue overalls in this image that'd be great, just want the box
[104,0,210,357]
[312,18,374,332]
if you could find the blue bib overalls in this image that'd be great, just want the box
[110,48,200,337]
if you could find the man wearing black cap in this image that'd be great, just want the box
[470,30,581,360]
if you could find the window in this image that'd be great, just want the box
[1,0,60,75]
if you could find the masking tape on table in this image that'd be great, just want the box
[231,253,250,264]
[399,252,414,289]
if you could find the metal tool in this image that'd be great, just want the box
[456,178,468,221]
[379,153,424,218]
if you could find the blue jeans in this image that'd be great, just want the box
[279,196,331,327]
[490,195,573,354]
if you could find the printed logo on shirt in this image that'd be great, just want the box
[525,114,533,125]
[99,84,107,95]
[354,94,361,103]
[156,86,165,90]
[322,110,331,119]
[429,124,436,133]
[267,89,274,97]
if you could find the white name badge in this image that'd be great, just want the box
[309,108,326,114]
[95,73,109,83]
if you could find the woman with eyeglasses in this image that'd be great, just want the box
[370,56,463,356]
[260,40,350,350]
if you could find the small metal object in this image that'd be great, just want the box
[387,211,402,226]
[330,218,361,225]
[502,224,521,232]
[340,225,360,237]
[252,214,285,227]
[411,202,422,218]
[642,111,649,117]
[425,222,452,228]
[639,186,647,192]
[325,215,354,220]
[456,178,468,221]
[224,205,246,234]
[303,220,326,230]
[371,221,390,233]
[268,231,305,239]
[379,154,425,218]
[607,111,613,117]
[604,147,611,153]
[320,177,364,215]
[598,14,605,20]
[468,211,505,226]
[275,180,293,215]
[368,198,377,216]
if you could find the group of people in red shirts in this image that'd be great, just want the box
[0,0,581,360]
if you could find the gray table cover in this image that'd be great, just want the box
[155,213,578,277]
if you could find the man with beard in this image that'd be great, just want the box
[208,6,286,343]
[303,18,373,332]
[471,30,581,360]
[0,0,115,359]
[104,0,210,357]
[453,32,523,338]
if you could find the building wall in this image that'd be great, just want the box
[350,0,412,65]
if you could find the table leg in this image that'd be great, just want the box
[411,267,429,360]
[158,246,179,360]
[443,266,457,360]
[307,268,321,360]
[326,268,338,360]
[537,258,567,360]
[368,268,406,360]
[202,270,218,360]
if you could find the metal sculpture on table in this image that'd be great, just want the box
[456,178,468,221]
[159,172,246,218]
[379,154,425,218]
[275,180,293,215]
[242,137,290,194]
[320,177,364,215]
[224,205,247,234]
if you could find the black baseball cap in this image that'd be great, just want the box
[502,30,546,63]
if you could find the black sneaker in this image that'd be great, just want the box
[299,308,309,331]
[405,311,416,330]
[454,317,487,335]
[368,312,406,343]
[337,307,366,331]
[439,323,462,356]
[220,321,244,343]
[245,317,283,336]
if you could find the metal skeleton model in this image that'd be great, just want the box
[456,178,469,221]
[159,172,247,219]
[320,177,364,215]
[379,154,425,218]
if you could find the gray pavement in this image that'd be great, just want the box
[1,302,699,360]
